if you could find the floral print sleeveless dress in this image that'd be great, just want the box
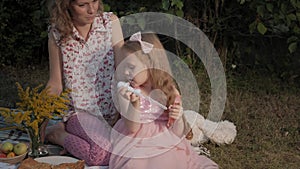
[51,12,117,126]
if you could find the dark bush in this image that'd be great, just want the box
[0,0,49,67]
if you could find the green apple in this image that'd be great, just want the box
[0,142,14,153]
[13,142,27,155]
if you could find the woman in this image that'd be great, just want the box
[44,0,124,166]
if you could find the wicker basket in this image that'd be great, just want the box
[0,152,27,164]
[0,144,28,164]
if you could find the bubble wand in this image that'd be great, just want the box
[117,81,168,110]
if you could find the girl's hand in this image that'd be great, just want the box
[118,86,142,133]
[118,86,140,105]
[167,96,183,127]
[168,103,183,120]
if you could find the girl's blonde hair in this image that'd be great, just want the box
[122,32,193,139]
[122,33,177,107]
[47,0,104,42]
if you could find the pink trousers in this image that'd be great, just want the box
[64,113,111,166]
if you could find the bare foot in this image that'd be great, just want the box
[45,122,68,147]
[59,148,68,155]
[40,120,49,143]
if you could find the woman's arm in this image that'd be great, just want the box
[41,30,63,142]
[46,30,63,95]
[110,14,124,67]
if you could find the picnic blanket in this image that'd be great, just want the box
[0,118,108,169]
[0,118,30,143]
[1,117,209,169]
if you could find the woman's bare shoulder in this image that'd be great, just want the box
[109,13,119,21]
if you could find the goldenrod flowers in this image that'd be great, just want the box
[0,82,70,136]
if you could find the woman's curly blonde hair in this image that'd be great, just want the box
[47,0,104,42]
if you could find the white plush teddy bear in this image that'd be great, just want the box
[184,110,237,146]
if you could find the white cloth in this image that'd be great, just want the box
[0,162,17,169]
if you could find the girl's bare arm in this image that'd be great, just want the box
[117,88,141,134]
[169,89,185,137]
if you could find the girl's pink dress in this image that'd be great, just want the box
[109,97,218,169]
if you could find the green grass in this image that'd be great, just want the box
[212,90,300,169]
[210,72,300,169]
[0,65,299,169]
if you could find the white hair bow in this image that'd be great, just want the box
[129,32,154,53]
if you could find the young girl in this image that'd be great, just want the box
[110,32,218,169]
[43,0,123,166]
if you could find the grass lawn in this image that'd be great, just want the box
[0,65,299,169]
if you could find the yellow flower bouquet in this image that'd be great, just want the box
[0,82,70,157]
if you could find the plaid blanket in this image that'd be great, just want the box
[0,130,30,143]
[0,119,30,143]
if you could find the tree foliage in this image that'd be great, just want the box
[0,0,299,83]
[183,0,300,82]
[0,0,49,66]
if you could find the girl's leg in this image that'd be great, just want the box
[64,113,111,166]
